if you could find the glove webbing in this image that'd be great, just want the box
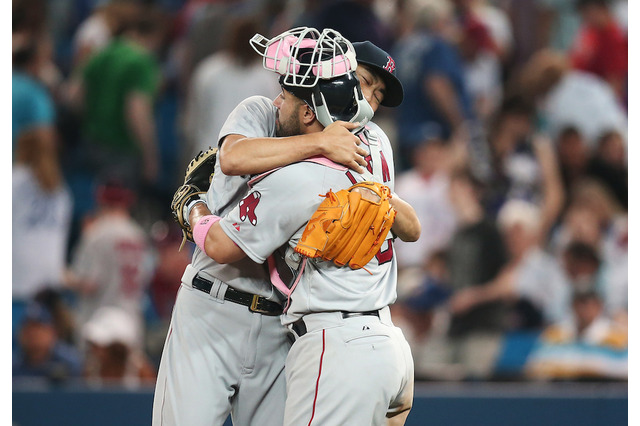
[322,192,383,265]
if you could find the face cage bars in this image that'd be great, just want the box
[250,26,358,88]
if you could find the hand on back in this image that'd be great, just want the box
[319,121,369,174]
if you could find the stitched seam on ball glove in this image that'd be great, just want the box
[294,181,396,269]
[170,147,218,249]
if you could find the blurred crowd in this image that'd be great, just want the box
[12,0,627,386]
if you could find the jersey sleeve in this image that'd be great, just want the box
[218,163,327,264]
[217,96,276,145]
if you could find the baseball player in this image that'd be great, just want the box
[69,180,154,356]
[153,28,417,426]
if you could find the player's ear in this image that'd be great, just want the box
[301,103,316,126]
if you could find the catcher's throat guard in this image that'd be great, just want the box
[311,72,374,130]
[294,181,396,270]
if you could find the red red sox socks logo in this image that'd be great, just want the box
[239,191,261,226]
[384,56,396,73]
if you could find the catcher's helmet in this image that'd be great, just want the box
[252,26,373,128]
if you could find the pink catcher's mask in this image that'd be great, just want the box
[249,27,357,88]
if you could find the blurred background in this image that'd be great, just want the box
[12,0,628,424]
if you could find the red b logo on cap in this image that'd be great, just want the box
[384,56,396,73]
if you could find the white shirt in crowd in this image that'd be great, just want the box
[183,52,281,161]
[12,165,72,300]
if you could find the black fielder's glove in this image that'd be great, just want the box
[170,147,218,249]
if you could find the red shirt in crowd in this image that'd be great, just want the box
[570,19,627,95]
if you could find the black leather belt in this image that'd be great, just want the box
[291,310,380,338]
[192,275,283,316]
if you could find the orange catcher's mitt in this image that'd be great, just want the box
[294,181,396,270]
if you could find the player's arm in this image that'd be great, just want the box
[390,194,421,242]
[189,203,247,264]
[219,120,369,175]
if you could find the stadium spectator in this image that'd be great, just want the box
[172,0,249,96]
[515,48,627,150]
[394,138,457,282]
[555,126,590,202]
[181,16,280,167]
[550,180,627,319]
[452,0,514,63]
[392,0,475,171]
[570,0,627,104]
[457,14,503,123]
[33,288,77,347]
[449,200,571,328]
[71,0,141,69]
[12,34,56,157]
[67,180,154,354]
[82,306,156,387]
[482,95,564,237]
[442,167,509,379]
[13,301,83,381]
[65,5,166,226]
[555,127,627,211]
[586,130,627,209]
[12,129,73,335]
[524,286,627,380]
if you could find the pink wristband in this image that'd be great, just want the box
[193,215,221,253]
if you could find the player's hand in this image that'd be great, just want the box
[319,121,368,174]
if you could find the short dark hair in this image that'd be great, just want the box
[450,166,486,198]
[564,241,601,267]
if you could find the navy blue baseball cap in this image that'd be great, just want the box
[353,41,404,107]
